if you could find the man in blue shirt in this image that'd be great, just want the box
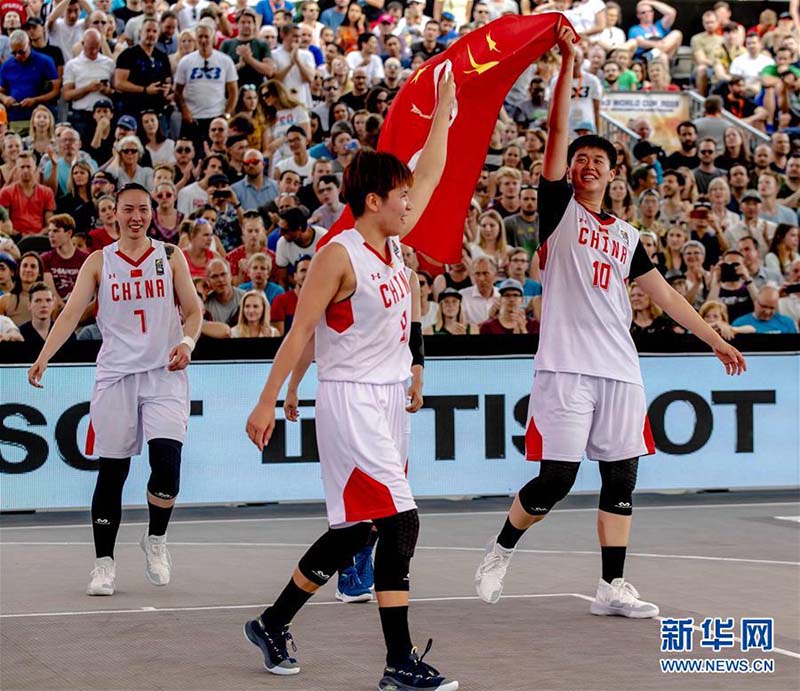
[320,0,347,30]
[732,286,798,333]
[232,149,280,211]
[255,0,294,27]
[628,1,683,61]
[0,30,59,132]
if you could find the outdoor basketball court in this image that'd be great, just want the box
[2,490,798,691]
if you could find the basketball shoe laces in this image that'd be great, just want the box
[478,545,511,578]
[90,561,113,580]
[401,639,444,682]
[259,619,297,661]
[612,580,642,605]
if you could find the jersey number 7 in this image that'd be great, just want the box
[134,309,147,333]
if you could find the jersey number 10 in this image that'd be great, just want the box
[591,261,611,291]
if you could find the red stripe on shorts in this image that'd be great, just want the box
[343,468,397,522]
[525,415,543,462]
[643,415,656,455]
[85,420,95,456]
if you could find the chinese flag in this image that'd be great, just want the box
[319,14,563,263]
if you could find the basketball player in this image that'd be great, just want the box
[475,25,746,617]
[244,74,457,690]
[28,183,202,597]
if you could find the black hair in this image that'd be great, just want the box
[116,183,150,204]
[318,174,340,187]
[280,207,308,232]
[662,168,685,185]
[567,135,617,167]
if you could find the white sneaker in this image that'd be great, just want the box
[140,533,172,586]
[590,577,660,618]
[87,556,116,596]
[475,538,515,604]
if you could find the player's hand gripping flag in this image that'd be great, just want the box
[320,14,566,263]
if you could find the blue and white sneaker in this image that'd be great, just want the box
[378,639,459,691]
[354,544,375,590]
[335,565,373,603]
[243,617,300,675]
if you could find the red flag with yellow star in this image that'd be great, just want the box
[319,14,563,263]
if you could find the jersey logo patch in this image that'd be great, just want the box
[619,228,630,244]
[130,269,142,278]
[155,258,165,276]
[371,272,381,281]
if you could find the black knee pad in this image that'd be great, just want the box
[372,509,420,592]
[598,458,639,516]
[147,438,182,501]
[298,522,373,586]
[518,460,580,516]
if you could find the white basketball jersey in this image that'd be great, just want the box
[535,197,643,386]
[96,240,183,383]
[315,229,412,385]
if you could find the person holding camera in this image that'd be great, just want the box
[206,173,245,252]
[62,30,115,145]
[114,18,172,125]
[706,248,759,322]
[174,21,238,156]
[688,198,727,268]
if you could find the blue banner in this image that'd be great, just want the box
[1,354,797,511]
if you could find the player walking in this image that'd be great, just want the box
[475,25,746,616]
[244,74,457,691]
[29,183,202,597]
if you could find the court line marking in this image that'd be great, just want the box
[0,592,576,619]
[3,592,798,661]
[568,594,800,661]
[774,516,800,523]
[2,542,798,566]
[2,501,798,531]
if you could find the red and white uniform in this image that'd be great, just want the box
[314,229,414,526]
[87,240,189,458]
[526,177,656,463]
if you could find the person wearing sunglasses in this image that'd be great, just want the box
[110,135,154,191]
[149,181,183,242]
[0,30,60,133]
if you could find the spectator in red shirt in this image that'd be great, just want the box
[226,210,267,285]
[41,213,89,300]
[270,254,309,335]
[479,278,540,335]
[0,151,55,236]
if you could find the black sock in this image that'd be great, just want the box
[497,518,526,549]
[91,459,131,559]
[147,500,173,536]
[261,579,313,631]
[379,605,412,667]
[601,546,627,583]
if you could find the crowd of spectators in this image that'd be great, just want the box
[1,0,799,348]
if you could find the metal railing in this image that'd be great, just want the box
[598,112,642,147]
[686,90,770,146]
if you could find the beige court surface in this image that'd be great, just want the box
[2,491,799,691]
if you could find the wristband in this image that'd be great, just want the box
[409,322,424,368]
[180,335,196,352]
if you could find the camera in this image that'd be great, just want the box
[720,262,739,282]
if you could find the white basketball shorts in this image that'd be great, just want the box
[315,380,416,526]
[86,368,190,458]
[525,371,655,463]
